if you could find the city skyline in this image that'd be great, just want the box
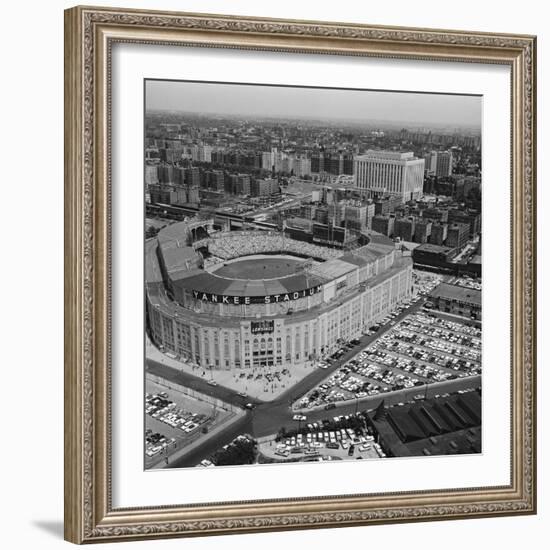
[146,80,482,130]
[144,79,482,470]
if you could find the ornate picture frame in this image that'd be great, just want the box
[64,5,536,544]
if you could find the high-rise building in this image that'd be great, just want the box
[187,186,200,204]
[158,164,174,184]
[252,178,280,197]
[311,151,354,176]
[336,201,372,231]
[171,186,188,205]
[165,139,182,149]
[448,209,481,236]
[394,216,416,242]
[199,145,212,163]
[229,173,251,195]
[311,151,324,173]
[422,207,449,223]
[353,151,425,202]
[414,220,432,244]
[371,214,395,237]
[326,202,343,226]
[145,164,159,186]
[365,201,375,230]
[313,207,329,225]
[165,148,183,163]
[374,195,403,215]
[188,144,199,161]
[173,166,185,186]
[430,223,448,245]
[184,166,201,187]
[205,170,224,191]
[149,184,186,205]
[292,156,312,178]
[261,150,277,171]
[446,223,470,249]
[428,150,453,177]
[148,184,171,205]
[211,149,224,164]
[300,203,317,221]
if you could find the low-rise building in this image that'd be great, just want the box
[429,282,481,320]
[412,243,456,266]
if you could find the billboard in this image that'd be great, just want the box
[251,320,275,334]
[312,222,346,244]
[191,284,323,305]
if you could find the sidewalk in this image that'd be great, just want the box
[146,336,317,402]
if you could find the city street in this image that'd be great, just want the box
[146,296,482,468]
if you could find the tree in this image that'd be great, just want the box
[211,436,257,466]
[145,226,159,239]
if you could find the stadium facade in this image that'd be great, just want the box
[146,221,413,370]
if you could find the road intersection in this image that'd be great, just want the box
[146,298,481,468]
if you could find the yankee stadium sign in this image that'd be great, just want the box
[191,285,323,305]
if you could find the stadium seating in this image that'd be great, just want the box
[199,231,341,261]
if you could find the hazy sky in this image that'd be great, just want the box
[146,80,481,129]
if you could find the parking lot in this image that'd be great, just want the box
[314,284,435,371]
[259,413,383,462]
[447,275,482,291]
[145,380,231,467]
[298,311,481,410]
[412,270,443,296]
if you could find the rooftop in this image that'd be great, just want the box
[414,243,455,254]
[430,282,482,305]
[308,258,357,280]
[368,390,482,457]
[355,150,418,161]
[174,268,326,298]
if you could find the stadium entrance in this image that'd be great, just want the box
[251,336,280,368]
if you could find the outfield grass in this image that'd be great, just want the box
[214,256,303,280]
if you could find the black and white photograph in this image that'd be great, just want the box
[144,80,482,470]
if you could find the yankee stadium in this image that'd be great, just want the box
[145,221,413,370]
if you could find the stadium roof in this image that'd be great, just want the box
[368,233,395,247]
[174,270,326,297]
[339,254,369,267]
[308,258,357,280]
[161,246,200,274]
[145,240,164,283]
[146,223,400,302]
[156,220,190,244]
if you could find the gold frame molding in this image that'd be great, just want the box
[64,5,537,544]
